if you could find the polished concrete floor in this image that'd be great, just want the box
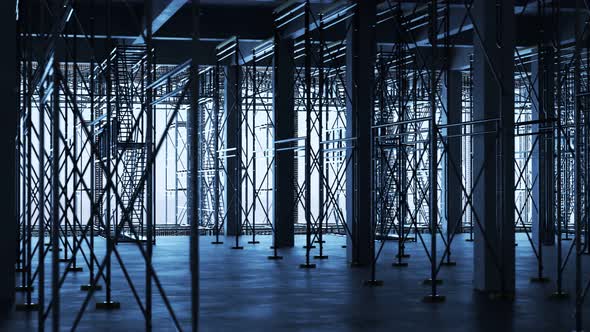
[1,233,589,331]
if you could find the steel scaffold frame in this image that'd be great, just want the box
[13,0,590,331]
[14,0,201,330]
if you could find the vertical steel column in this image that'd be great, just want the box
[532,42,557,249]
[51,60,61,332]
[15,4,36,309]
[15,0,22,279]
[212,61,223,245]
[573,1,583,329]
[315,14,328,260]
[81,0,101,291]
[175,101,179,225]
[586,48,590,256]
[531,47,555,283]
[243,54,250,242]
[165,108,169,226]
[145,0,154,329]
[38,82,46,332]
[423,0,444,302]
[189,1,201,331]
[5,0,20,314]
[466,58,474,243]
[96,0,119,310]
[69,26,81,273]
[25,41,36,306]
[63,47,69,264]
[272,28,295,250]
[393,40,410,267]
[225,46,242,244]
[249,52,260,245]
[300,0,315,269]
[229,41,244,249]
[345,0,377,266]
[443,70,462,267]
[472,0,515,295]
[550,13,567,297]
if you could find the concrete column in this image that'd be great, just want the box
[225,65,242,236]
[472,0,516,294]
[1,0,17,315]
[531,47,556,246]
[345,0,377,265]
[273,36,295,247]
[444,70,463,252]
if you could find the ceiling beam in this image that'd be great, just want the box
[134,0,188,44]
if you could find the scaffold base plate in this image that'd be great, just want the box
[267,255,283,260]
[313,255,328,259]
[211,241,224,244]
[248,241,260,244]
[422,279,443,285]
[392,262,408,267]
[231,246,244,250]
[15,303,39,311]
[15,286,33,292]
[530,277,550,283]
[441,261,457,266]
[96,301,121,310]
[80,284,102,291]
[299,263,316,269]
[303,245,316,249]
[548,292,569,300]
[363,280,383,287]
[487,292,515,301]
[66,267,83,273]
[423,295,446,303]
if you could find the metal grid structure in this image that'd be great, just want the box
[10,0,590,331]
[12,0,199,330]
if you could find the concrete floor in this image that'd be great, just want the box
[1,233,589,331]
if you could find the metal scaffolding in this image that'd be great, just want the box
[11,0,590,331]
[13,0,198,330]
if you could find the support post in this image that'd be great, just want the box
[345,0,377,266]
[443,70,462,266]
[273,32,295,248]
[189,1,201,331]
[471,0,516,296]
[573,1,584,329]
[212,61,223,245]
[531,47,556,248]
[51,60,61,332]
[145,0,154,329]
[225,64,242,240]
[1,0,18,316]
